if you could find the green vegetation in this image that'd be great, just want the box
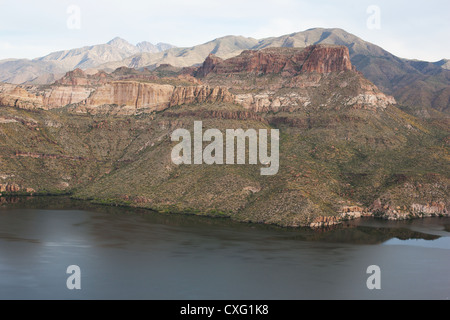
[1,93,448,227]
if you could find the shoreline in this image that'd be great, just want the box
[1,193,448,230]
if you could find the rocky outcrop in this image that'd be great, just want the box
[345,93,396,109]
[233,85,395,113]
[84,81,175,112]
[0,184,37,195]
[234,91,312,112]
[0,183,20,193]
[192,45,395,112]
[301,45,353,73]
[378,202,448,220]
[195,54,224,77]
[0,44,395,114]
[370,198,449,220]
[311,200,448,227]
[310,216,341,228]
[197,45,354,77]
[55,68,112,86]
[410,202,447,215]
[169,85,234,106]
[74,82,235,114]
[339,205,371,219]
[0,85,44,109]
[0,82,92,110]
[43,86,93,108]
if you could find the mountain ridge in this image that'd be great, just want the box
[0,37,177,84]
[1,28,449,116]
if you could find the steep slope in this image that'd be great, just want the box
[0,59,66,84]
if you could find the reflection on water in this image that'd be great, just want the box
[0,196,449,299]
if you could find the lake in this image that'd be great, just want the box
[0,197,449,299]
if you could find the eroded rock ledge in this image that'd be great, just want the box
[309,203,449,228]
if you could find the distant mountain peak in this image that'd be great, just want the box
[107,37,135,50]
[156,42,177,52]
[107,37,131,45]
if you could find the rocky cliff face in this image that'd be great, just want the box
[74,81,235,114]
[43,86,93,108]
[195,54,224,77]
[0,80,235,114]
[84,81,174,112]
[196,45,354,77]
[170,85,234,106]
[0,45,395,115]
[301,45,353,73]
[0,84,44,110]
[191,45,395,113]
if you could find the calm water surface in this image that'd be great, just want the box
[0,197,449,299]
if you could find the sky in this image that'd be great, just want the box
[0,0,448,61]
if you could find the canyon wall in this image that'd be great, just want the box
[0,45,395,114]
[196,45,354,77]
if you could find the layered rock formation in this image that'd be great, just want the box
[196,45,354,77]
[339,205,371,219]
[301,45,353,73]
[0,84,43,109]
[1,81,234,114]
[0,183,20,193]
[43,86,93,108]
[310,216,341,228]
[1,45,395,115]
[0,82,94,110]
[192,45,395,112]
[371,200,448,220]
[84,81,174,111]
[169,85,234,106]
[74,82,235,114]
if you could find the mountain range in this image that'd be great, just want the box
[0,37,176,84]
[0,42,448,227]
[0,28,449,116]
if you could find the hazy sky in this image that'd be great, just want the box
[0,0,448,61]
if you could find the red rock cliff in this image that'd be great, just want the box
[196,45,354,77]
[301,45,353,73]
